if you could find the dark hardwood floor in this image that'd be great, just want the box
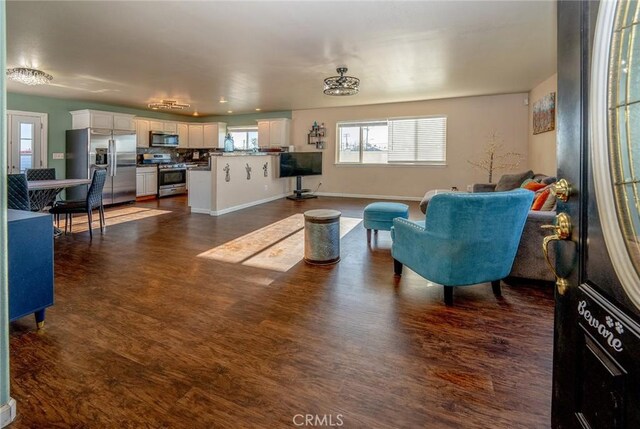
[8,195,554,428]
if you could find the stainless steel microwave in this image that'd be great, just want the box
[150,132,179,147]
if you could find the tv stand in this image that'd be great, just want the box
[286,176,318,200]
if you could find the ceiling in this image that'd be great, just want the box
[6,1,557,117]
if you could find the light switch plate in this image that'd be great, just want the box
[52,153,65,160]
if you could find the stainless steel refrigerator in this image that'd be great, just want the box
[65,128,137,205]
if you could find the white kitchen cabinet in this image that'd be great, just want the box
[203,124,217,148]
[257,118,290,147]
[136,167,158,197]
[257,121,270,147]
[144,171,157,194]
[164,122,177,133]
[135,119,150,148]
[70,109,135,131]
[136,174,144,197]
[113,114,136,131]
[200,123,226,148]
[177,123,189,148]
[149,120,164,132]
[188,125,204,148]
[148,120,178,133]
[269,119,289,146]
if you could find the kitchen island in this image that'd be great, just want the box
[188,153,290,216]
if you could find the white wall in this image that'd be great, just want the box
[290,93,530,199]
[188,155,290,216]
[528,74,558,176]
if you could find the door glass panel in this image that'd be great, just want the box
[19,123,34,172]
[609,1,640,287]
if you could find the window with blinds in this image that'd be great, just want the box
[388,117,446,163]
[336,116,446,164]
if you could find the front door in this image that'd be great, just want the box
[7,113,43,173]
[553,1,640,427]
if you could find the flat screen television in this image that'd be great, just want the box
[278,152,322,178]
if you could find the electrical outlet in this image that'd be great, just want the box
[264,185,268,190]
[52,152,65,160]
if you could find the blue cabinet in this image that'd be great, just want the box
[8,209,54,328]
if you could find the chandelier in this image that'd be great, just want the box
[148,99,191,110]
[6,67,53,85]
[323,67,360,96]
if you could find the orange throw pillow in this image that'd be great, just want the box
[522,181,546,192]
[532,189,551,210]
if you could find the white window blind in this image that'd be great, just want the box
[388,116,446,163]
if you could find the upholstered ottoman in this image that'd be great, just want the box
[363,202,409,243]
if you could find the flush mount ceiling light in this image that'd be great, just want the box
[6,67,53,85]
[323,66,359,96]
[148,99,190,110]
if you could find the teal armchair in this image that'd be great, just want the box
[391,189,534,305]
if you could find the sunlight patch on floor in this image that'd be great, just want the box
[198,213,362,272]
[61,207,172,233]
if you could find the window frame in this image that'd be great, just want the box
[335,115,447,166]
[227,126,259,151]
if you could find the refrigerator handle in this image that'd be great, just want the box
[109,139,116,177]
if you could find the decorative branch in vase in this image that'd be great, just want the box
[467,131,524,183]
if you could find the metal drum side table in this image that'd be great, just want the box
[304,209,341,265]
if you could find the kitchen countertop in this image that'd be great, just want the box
[210,152,276,157]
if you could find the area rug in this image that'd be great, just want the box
[61,207,172,233]
[198,213,362,272]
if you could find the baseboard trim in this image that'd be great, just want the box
[210,194,287,216]
[189,207,211,215]
[0,398,16,428]
[315,192,422,202]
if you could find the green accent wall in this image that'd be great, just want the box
[203,110,291,127]
[6,93,201,176]
[7,92,292,176]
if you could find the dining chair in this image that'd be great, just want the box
[391,189,534,306]
[49,169,107,238]
[7,173,31,211]
[26,168,57,210]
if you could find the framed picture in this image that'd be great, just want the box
[533,92,556,135]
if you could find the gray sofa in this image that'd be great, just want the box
[419,175,556,283]
[471,180,555,283]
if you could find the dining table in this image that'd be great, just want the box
[27,178,92,211]
[27,178,92,236]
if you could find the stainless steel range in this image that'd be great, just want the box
[141,153,187,198]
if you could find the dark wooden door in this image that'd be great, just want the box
[553,1,640,427]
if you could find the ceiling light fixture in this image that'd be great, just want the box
[227,110,233,114]
[6,67,53,85]
[219,97,228,103]
[255,108,261,111]
[323,66,359,96]
[148,99,190,110]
